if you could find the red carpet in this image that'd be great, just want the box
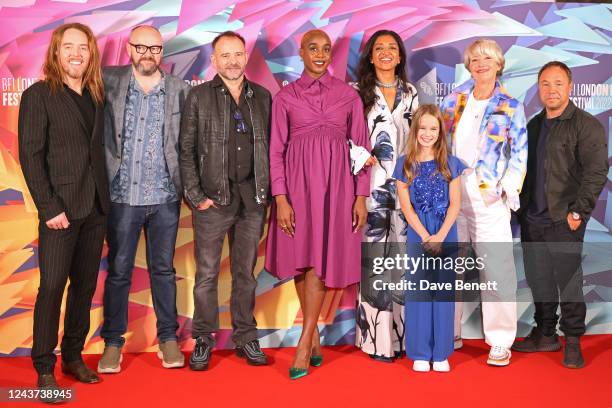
[1,335,610,407]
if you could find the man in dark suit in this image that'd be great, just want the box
[18,22,110,401]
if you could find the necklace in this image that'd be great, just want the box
[375,77,399,89]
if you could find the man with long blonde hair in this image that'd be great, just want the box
[18,22,109,402]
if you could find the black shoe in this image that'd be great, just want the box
[189,337,211,371]
[236,339,268,366]
[61,360,100,383]
[369,354,395,363]
[512,327,562,352]
[37,373,63,404]
[563,336,585,369]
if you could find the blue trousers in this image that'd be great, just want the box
[101,201,180,346]
[404,241,455,362]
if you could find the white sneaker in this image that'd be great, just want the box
[454,336,463,350]
[487,345,511,366]
[433,360,450,372]
[412,360,430,372]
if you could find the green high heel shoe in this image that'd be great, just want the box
[310,355,323,367]
[289,367,309,380]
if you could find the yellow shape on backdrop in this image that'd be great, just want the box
[0,248,34,283]
[122,313,160,353]
[0,142,24,192]
[320,288,344,325]
[128,287,154,308]
[5,267,40,307]
[0,280,28,316]
[0,240,13,252]
[176,226,194,247]
[0,311,34,354]
[219,280,301,329]
[175,278,194,318]
[174,238,196,280]
[0,205,39,252]
[82,307,105,355]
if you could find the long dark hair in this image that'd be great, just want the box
[356,30,408,116]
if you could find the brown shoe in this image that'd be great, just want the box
[562,336,585,369]
[61,360,100,383]
[512,327,562,352]
[37,373,63,404]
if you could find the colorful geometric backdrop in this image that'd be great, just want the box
[0,0,610,357]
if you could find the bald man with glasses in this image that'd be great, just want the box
[98,25,191,373]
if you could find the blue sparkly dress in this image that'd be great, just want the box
[392,154,466,362]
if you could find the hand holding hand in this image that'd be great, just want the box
[422,233,445,255]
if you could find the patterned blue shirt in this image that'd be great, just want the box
[111,74,177,205]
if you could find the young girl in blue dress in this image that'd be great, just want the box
[392,104,466,372]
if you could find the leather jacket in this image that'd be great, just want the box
[519,101,608,222]
[179,75,272,207]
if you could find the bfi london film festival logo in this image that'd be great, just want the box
[2,77,39,107]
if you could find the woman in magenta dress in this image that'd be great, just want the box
[265,29,372,379]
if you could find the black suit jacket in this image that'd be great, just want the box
[18,81,110,221]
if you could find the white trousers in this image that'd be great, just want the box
[454,172,517,349]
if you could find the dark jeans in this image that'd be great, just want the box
[101,201,180,347]
[191,194,265,347]
[520,218,587,336]
[32,203,106,375]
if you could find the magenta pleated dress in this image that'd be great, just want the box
[265,71,370,288]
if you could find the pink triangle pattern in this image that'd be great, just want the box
[177,0,241,35]
[344,7,419,36]
[245,46,280,96]
[430,4,493,21]
[229,0,286,22]
[292,19,349,49]
[243,2,301,27]
[65,11,133,36]
[0,16,55,47]
[322,0,399,19]
[328,36,351,81]
[413,20,493,50]
[265,7,320,53]
[205,20,265,81]
[362,15,432,46]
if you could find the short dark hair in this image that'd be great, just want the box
[538,61,572,82]
[212,31,246,49]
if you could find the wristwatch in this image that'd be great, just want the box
[571,212,581,221]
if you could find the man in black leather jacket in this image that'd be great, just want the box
[179,31,271,371]
[513,61,609,369]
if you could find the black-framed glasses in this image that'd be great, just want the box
[234,109,247,134]
[129,43,163,55]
